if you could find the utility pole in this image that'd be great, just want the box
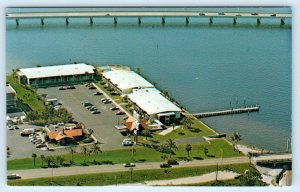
[216,163,219,181]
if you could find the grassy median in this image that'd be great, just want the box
[8,139,241,170]
[8,163,252,186]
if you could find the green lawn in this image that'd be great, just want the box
[8,139,241,170]
[7,74,46,112]
[8,163,252,186]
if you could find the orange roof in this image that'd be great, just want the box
[123,117,147,132]
[48,129,83,141]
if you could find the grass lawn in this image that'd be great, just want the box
[8,163,252,186]
[7,74,46,112]
[8,139,241,170]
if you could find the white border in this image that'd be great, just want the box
[1,1,299,192]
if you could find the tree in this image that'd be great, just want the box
[32,153,37,167]
[185,144,192,158]
[45,156,54,167]
[239,169,265,186]
[41,155,45,167]
[170,123,176,130]
[91,142,102,163]
[56,156,65,166]
[181,117,193,129]
[166,139,178,158]
[81,146,89,165]
[142,129,152,140]
[67,146,76,164]
[230,132,242,151]
[203,147,209,157]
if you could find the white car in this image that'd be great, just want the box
[122,138,134,146]
[7,173,21,179]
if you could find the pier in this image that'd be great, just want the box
[191,105,259,118]
[6,11,291,25]
[251,153,292,166]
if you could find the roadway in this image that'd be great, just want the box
[7,156,249,180]
[6,11,291,19]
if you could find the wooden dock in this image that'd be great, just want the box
[192,105,259,118]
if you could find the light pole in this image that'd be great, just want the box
[220,149,223,164]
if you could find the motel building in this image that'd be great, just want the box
[127,88,182,125]
[102,69,154,95]
[6,84,17,109]
[16,63,96,87]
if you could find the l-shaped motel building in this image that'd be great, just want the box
[15,63,182,125]
[102,69,182,125]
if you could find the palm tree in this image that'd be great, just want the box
[166,139,178,158]
[181,117,193,129]
[142,129,152,140]
[41,155,45,167]
[81,146,89,165]
[32,153,37,167]
[91,142,102,163]
[170,123,176,130]
[130,147,136,161]
[185,144,192,158]
[230,132,242,151]
[203,147,209,157]
[67,146,76,164]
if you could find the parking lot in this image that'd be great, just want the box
[37,84,126,151]
[7,124,68,159]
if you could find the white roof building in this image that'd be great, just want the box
[128,88,181,116]
[17,63,95,79]
[103,70,154,93]
[6,84,16,95]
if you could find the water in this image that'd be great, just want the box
[6,7,292,151]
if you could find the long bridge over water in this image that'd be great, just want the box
[6,11,292,25]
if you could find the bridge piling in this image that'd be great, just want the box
[16,18,19,26]
[138,17,141,24]
[257,18,261,24]
[281,18,285,25]
[65,18,69,25]
[41,18,44,25]
[186,17,189,24]
[209,17,213,24]
[114,17,117,24]
[162,17,165,24]
[233,17,237,24]
[90,17,93,24]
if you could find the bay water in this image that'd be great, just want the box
[6,7,292,151]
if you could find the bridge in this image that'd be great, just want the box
[191,105,259,118]
[6,11,292,26]
[251,153,292,166]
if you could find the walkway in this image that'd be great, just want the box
[158,126,180,136]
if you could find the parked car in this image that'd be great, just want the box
[58,86,66,90]
[122,138,134,146]
[167,159,179,165]
[94,91,103,96]
[116,110,125,115]
[36,144,47,148]
[91,110,100,114]
[251,13,258,15]
[218,12,225,15]
[100,98,107,101]
[199,12,205,16]
[110,106,119,110]
[123,163,136,167]
[67,85,76,89]
[160,163,172,168]
[88,86,96,89]
[7,173,21,180]
[271,14,276,16]
[103,99,112,104]
[89,107,98,111]
[83,102,93,107]
[123,116,129,120]
[14,126,20,130]
[7,126,14,130]
[86,105,94,110]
